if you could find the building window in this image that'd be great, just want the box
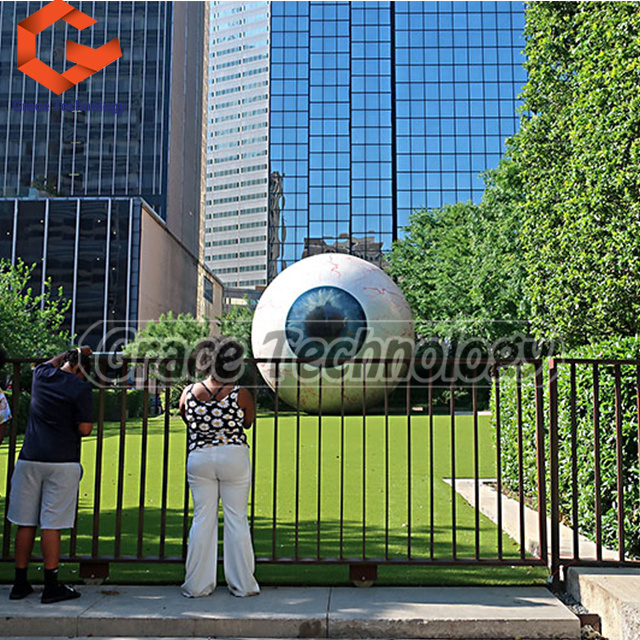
[204,277,214,303]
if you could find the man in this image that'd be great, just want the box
[0,348,11,447]
[8,347,93,604]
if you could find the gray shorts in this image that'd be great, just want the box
[7,459,82,529]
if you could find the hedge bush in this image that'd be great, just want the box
[92,389,149,422]
[494,336,640,557]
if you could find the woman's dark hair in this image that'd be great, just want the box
[194,337,245,382]
[63,348,92,373]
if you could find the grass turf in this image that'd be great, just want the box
[0,411,548,586]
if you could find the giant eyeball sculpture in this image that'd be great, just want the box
[251,254,414,414]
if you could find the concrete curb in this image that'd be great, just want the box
[0,585,580,639]
[567,567,640,640]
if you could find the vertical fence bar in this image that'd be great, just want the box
[570,363,579,561]
[339,367,345,560]
[494,366,503,559]
[182,426,191,562]
[593,363,602,561]
[429,375,434,560]
[91,381,105,557]
[472,379,480,560]
[614,364,625,562]
[137,361,150,558]
[362,370,367,559]
[295,361,301,560]
[516,364,525,560]
[384,362,390,560]
[637,365,640,535]
[316,365,323,560]
[182,366,193,561]
[450,373,456,560]
[181,360,195,562]
[114,360,128,558]
[272,361,279,560]
[2,362,20,558]
[249,363,258,539]
[534,362,548,564]
[548,359,561,584]
[406,363,413,560]
[69,492,79,558]
[159,382,171,558]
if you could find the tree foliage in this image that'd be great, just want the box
[0,259,71,359]
[122,311,210,361]
[512,1,640,346]
[216,300,254,355]
[387,187,529,345]
[122,311,209,379]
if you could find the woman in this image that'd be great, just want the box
[179,337,259,598]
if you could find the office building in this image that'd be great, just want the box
[206,1,526,288]
[205,0,271,297]
[0,2,222,348]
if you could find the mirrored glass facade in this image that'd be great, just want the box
[0,2,210,347]
[0,197,139,348]
[0,2,173,216]
[268,1,526,277]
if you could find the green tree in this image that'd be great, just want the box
[122,311,210,380]
[0,259,71,359]
[216,299,254,356]
[510,1,640,346]
[387,193,529,345]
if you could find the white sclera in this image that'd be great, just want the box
[251,253,414,414]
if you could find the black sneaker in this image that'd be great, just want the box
[41,584,81,604]
[9,583,34,600]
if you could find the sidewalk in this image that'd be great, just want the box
[0,584,580,639]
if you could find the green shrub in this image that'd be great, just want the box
[91,389,150,422]
[495,336,640,557]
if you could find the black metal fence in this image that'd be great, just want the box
[0,356,638,582]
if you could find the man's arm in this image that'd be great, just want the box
[47,345,92,368]
[46,351,68,368]
[78,422,93,436]
[75,383,94,437]
[0,423,5,447]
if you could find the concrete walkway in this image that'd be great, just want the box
[0,584,580,639]
[445,478,620,562]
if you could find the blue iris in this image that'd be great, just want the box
[285,286,368,363]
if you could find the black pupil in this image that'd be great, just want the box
[304,303,346,341]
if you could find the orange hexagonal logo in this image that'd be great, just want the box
[17,0,122,95]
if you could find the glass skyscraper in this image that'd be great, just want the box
[206,1,526,289]
[0,2,174,215]
[0,2,220,348]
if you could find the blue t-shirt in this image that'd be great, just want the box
[19,363,93,463]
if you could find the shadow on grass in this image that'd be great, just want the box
[0,504,547,587]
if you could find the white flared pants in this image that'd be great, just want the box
[181,445,260,598]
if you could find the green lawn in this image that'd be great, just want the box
[0,410,548,586]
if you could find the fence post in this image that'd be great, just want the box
[548,359,561,586]
[534,363,548,565]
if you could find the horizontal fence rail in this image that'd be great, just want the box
[1,355,637,580]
